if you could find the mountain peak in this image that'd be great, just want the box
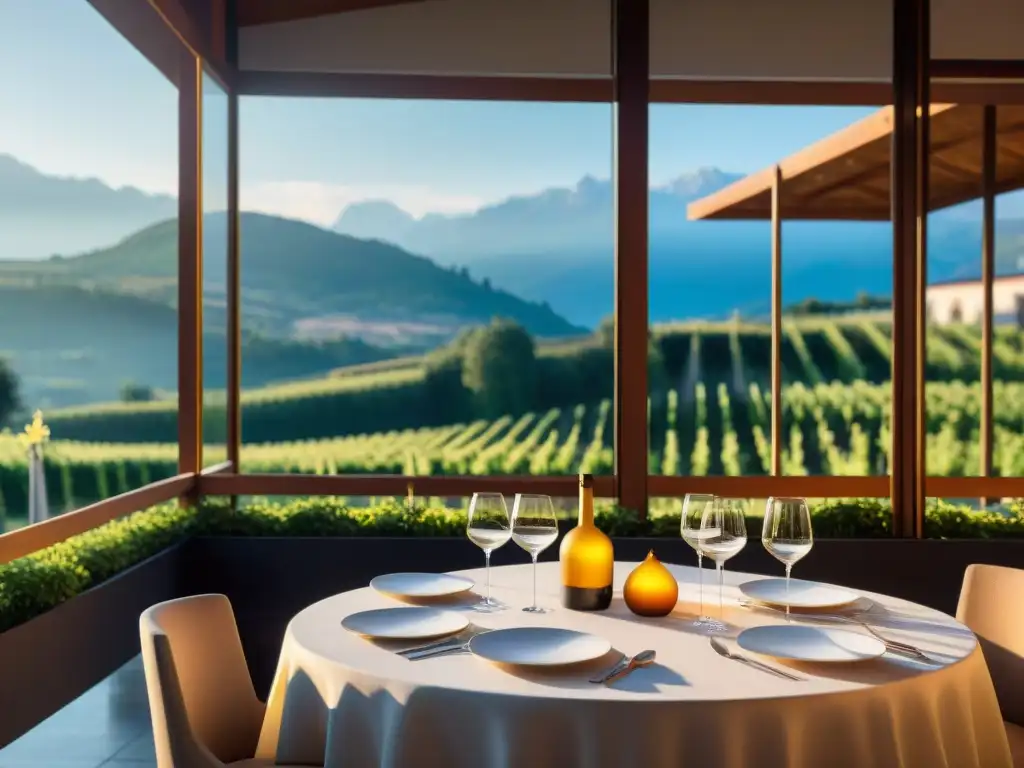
[663,167,742,199]
[332,199,416,241]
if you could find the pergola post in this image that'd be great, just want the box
[890,0,929,537]
[771,166,783,476]
[980,105,996,504]
[612,0,650,517]
[178,49,204,490]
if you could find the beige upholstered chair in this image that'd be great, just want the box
[957,564,1024,766]
[140,594,306,768]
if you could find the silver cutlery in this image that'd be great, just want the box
[738,601,932,661]
[590,649,656,684]
[709,636,804,681]
[405,640,474,660]
[397,633,473,657]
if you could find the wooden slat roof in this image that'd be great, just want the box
[687,103,1024,221]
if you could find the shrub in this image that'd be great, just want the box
[0,503,196,632]
[119,381,155,403]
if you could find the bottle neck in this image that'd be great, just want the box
[578,486,595,527]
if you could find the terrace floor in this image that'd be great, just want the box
[0,656,156,768]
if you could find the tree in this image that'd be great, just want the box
[462,318,538,417]
[120,381,155,403]
[0,357,20,428]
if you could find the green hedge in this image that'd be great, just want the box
[4,495,1023,634]
[198,497,1024,539]
[0,503,196,632]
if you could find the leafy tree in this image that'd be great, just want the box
[0,357,19,427]
[120,381,155,403]
[462,318,538,417]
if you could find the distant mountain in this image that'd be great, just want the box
[334,168,1024,327]
[0,154,176,260]
[0,212,582,344]
[334,169,743,259]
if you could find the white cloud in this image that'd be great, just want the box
[240,180,485,226]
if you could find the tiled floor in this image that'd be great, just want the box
[0,656,157,767]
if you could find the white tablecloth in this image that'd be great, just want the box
[256,561,1011,768]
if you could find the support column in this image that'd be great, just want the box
[980,105,996,502]
[178,50,203,483]
[771,166,783,476]
[890,0,928,537]
[612,0,649,516]
[226,1,241,475]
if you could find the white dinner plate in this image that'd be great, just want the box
[468,627,612,667]
[737,625,886,663]
[739,578,860,609]
[370,572,475,599]
[341,607,469,640]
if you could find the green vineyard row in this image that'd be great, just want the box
[3,380,1021,519]
[42,317,1024,445]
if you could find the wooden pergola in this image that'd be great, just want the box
[2,0,1024,565]
[687,103,1024,509]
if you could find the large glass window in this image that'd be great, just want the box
[238,99,614,479]
[924,103,1024,508]
[0,0,177,530]
[202,71,228,467]
[647,104,887,489]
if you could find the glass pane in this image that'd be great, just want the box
[0,1,178,530]
[239,98,613,477]
[648,104,886,478]
[201,71,228,467]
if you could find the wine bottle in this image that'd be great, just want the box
[559,473,614,610]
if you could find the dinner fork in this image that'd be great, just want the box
[396,631,476,657]
[404,640,473,660]
[709,637,804,681]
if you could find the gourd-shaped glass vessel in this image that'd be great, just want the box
[560,473,614,610]
[623,551,679,617]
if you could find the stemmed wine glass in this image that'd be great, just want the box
[681,493,716,628]
[511,494,559,614]
[467,493,512,611]
[763,497,813,622]
[698,497,748,632]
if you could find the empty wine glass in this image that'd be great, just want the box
[512,494,559,614]
[763,497,813,622]
[681,493,716,628]
[467,493,511,611]
[698,497,748,632]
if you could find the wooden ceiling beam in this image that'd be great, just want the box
[236,0,427,27]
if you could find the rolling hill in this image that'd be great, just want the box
[0,212,581,341]
[0,283,399,410]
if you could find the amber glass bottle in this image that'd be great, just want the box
[559,473,614,610]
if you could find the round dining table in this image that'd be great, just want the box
[255,561,1011,768]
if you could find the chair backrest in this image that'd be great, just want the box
[957,564,1024,726]
[140,594,267,767]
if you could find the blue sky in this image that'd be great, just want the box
[0,0,878,225]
